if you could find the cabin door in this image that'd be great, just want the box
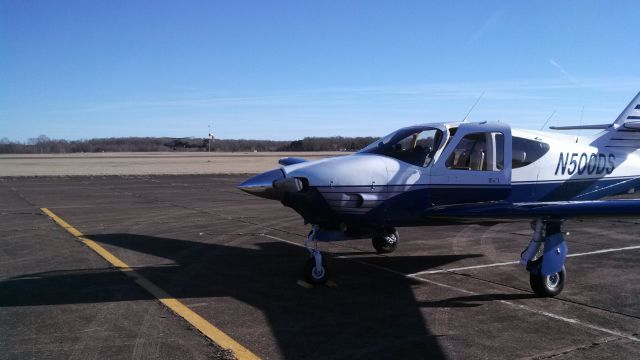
[429,122,512,206]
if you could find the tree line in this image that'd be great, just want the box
[0,135,379,154]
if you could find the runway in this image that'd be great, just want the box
[2,175,639,359]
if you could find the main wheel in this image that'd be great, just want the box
[530,266,566,297]
[372,229,399,253]
[303,257,329,285]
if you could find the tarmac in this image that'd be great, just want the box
[1,174,639,359]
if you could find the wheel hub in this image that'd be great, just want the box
[312,266,325,279]
[384,234,397,246]
[546,272,560,288]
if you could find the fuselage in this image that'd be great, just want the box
[240,121,640,232]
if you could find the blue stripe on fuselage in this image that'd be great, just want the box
[510,176,640,202]
[301,176,640,229]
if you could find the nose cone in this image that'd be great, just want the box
[238,168,285,200]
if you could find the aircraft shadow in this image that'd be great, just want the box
[0,233,486,359]
[335,252,483,275]
[418,293,538,308]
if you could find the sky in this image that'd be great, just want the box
[1,1,639,141]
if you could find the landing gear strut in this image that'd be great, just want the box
[372,228,399,253]
[520,219,568,297]
[303,225,329,285]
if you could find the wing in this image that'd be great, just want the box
[422,199,640,220]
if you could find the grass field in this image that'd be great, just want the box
[0,152,347,176]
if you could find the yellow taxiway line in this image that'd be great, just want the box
[40,207,260,360]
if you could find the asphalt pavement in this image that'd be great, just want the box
[1,175,639,359]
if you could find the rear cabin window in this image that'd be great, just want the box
[512,137,550,168]
[445,132,504,171]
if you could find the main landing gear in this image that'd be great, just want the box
[372,228,399,253]
[520,219,569,297]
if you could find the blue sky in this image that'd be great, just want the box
[1,1,639,141]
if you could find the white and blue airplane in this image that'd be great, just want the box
[239,91,640,297]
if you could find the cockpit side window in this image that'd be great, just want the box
[359,127,443,167]
[445,132,504,171]
[512,136,550,168]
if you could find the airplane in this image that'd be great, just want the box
[238,91,640,297]
[163,137,209,150]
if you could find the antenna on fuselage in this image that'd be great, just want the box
[576,106,584,143]
[461,91,485,123]
[539,110,556,130]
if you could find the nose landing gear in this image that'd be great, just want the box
[301,225,402,285]
[303,225,329,285]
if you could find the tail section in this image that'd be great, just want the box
[598,91,640,151]
[549,91,640,131]
[547,91,640,151]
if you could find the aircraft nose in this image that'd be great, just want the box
[238,168,285,200]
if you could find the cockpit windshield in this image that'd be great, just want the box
[358,126,444,167]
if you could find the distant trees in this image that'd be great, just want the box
[0,136,169,153]
[213,139,290,152]
[0,135,379,154]
[277,136,377,151]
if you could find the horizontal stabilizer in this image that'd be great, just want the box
[278,157,308,166]
[550,91,640,131]
[549,124,611,130]
[624,121,640,130]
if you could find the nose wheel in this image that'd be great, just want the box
[304,254,329,284]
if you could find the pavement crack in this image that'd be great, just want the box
[1,183,37,207]
[525,336,621,359]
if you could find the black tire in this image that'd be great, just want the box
[303,257,329,285]
[372,229,399,253]
[530,266,566,297]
